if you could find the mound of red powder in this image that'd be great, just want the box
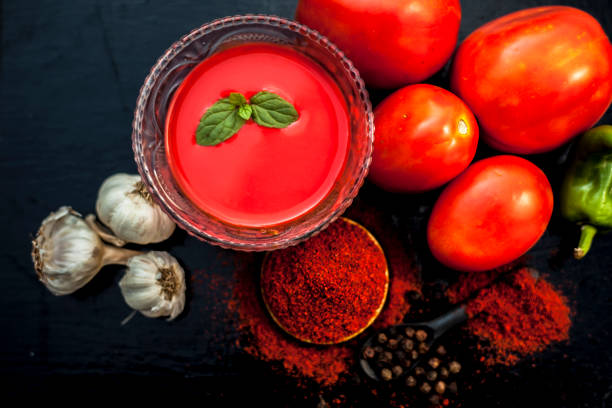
[261,218,388,344]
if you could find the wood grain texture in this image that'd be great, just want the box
[1,0,611,405]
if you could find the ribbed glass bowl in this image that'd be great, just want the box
[132,15,373,251]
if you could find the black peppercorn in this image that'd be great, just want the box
[405,327,416,338]
[449,361,461,374]
[379,351,393,364]
[436,345,447,356]
[377,333,388,344]
[381,368,393,381]
[420,382,432,394]
[392,365,403,377]
[402,338,414,351]
[439,367,449,379]
[363,346,375,359]
[418,342,429,354]
[406,375,417,387]
[435,381,446,394]
[414,366,425,376]
[426,370,438,382]
[428,357,440,369]
[388,338,399,350]
[415,329,428,342]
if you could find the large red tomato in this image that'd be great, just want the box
[451,6,612,154]
[369,84,478,192]
[295,0,461,88]
[427,156,553,272]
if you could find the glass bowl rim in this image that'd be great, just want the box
[131,14,374,251]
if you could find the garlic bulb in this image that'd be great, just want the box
[119,251,186,321]
[96,173,175,245]
[32,206,141,296]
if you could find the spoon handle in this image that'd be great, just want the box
[428,306,468,339]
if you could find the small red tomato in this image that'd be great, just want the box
[295,0,461,88]
[369,84,479,192]
[427,155,553,272]
[451,6,612,154]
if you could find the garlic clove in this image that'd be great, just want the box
[32,206,105,296]
[119,251,186,321]
[96,173,176,245]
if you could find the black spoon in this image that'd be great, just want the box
[359,305,468,381]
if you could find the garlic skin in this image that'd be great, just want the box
[96,173,175,245]
[32,206,105,296]
[119,251,186,321]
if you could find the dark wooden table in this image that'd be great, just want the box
[2,0,611,405]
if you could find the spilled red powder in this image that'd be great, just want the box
[447,267,572,366]
[230,203,421,386]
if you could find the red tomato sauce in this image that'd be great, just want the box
[165,43,350,227]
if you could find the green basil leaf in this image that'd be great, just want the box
[228,92,247,107]
[250,91,299,128]
[238,104,253,120]
[195,98,246,146]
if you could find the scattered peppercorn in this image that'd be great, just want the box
[436,345,447,356]
[420,382,432,394]
[426,370,438,382]
[381,368,393,381]
[414,366,425,376]
[449,361,461,374]
[392,365,403,377]
[448,382,458,394]
[406,375,417,387]
[439,367,449,379]
[429,357,440,369]
[435,381,446,394]
[405,327,415,338]
[415,329,428,342]
[402,338,414,352]
[363,346,375,359]
[378,332,388,344]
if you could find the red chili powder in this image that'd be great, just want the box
[345,204,422,328]
[448,267,572,366]
[261,218,388,344]
[230,205,421,386]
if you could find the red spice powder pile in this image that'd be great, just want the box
[448,267,572,366]
[261,218,388,344]
[230,206,421,386]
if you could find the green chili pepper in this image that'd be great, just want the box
[560,125,612,259]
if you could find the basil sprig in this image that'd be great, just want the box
[195,91,299,146]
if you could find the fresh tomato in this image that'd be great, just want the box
[368,84,478,192]
[451,6,612,154]
[427,155,553,272]
[295,0,461,88]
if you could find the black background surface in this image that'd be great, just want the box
[1,0,611,406]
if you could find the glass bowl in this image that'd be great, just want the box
[132,15,373,251]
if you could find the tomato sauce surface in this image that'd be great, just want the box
[165,43,350,227]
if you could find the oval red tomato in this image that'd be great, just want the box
[451,6,612,154]
[295,0,461,88]
[427,155,553,272]
[369,84,479,192]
